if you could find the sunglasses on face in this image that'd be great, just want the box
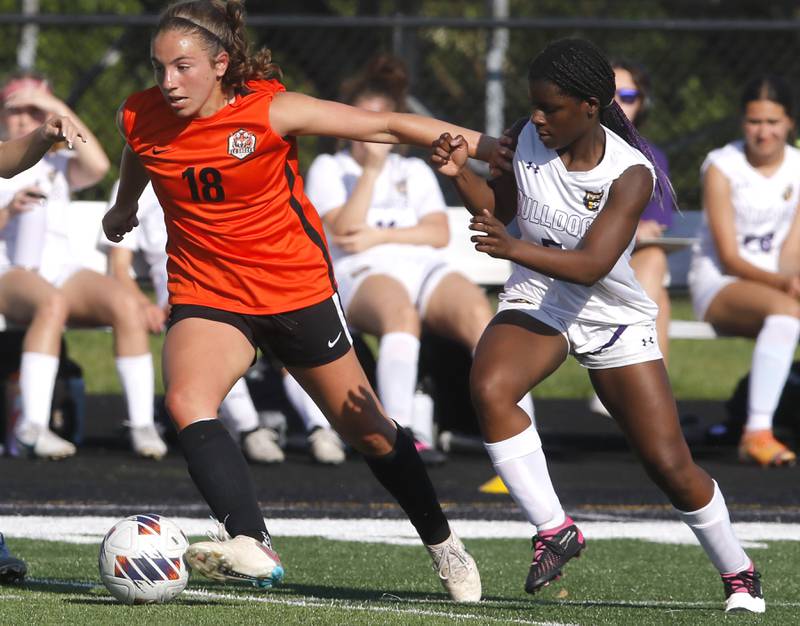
[615,88,641,104]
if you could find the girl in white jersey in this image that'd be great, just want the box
[0,73,166,461]
[689,75,800,467]
[431,38,764,614]
[305,56,534,464]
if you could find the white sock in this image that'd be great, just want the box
[484,423,565,531]
[219,377,259,432]
[676,481,750,574]
[115,354,154,428]
[282,373,329,432]
[19,352,59,428]
[746,314,800,432]
[376,332,420,428]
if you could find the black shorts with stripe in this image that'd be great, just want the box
[167,294,352,368]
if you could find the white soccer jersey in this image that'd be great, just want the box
[693,140,800,272]
[304,150,447,267]
[0,150,73,281]
[99,181,169,307]
[501,122,658,325]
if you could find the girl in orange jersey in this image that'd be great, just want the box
[102,0,490,600]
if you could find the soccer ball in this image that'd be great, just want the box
[98,514,190,604]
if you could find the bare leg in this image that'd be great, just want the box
[423,272,493,349]
[630,247,670,364]
[347,274,421,429]
[591,360,754,583]
[590,360,713,510]
[704,281,800,465]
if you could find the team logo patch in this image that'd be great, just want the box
[228,129,257,160]
[583,189,604,211]
[783,184,793,201]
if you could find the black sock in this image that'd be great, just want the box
[178,419,268,542]
[363,425,450,545]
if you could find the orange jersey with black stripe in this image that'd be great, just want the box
[121,79,336,314]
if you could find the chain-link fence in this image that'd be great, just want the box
[3,7,800,210]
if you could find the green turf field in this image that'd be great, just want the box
[0,535,793,625]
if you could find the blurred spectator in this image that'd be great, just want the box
[99,181,345,464]
[0,71,166,460]
[589,60,677,417]
[688,75,800,466]
[304,55,534,463]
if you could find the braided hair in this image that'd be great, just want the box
[528,38,674,208]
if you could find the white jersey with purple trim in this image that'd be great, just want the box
[500,122,658,325]
[98,181,169,308]
[693,140,800,272]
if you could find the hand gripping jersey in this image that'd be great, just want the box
[122,80,335,314]
[501,122,658,325]
[693,140,800,273]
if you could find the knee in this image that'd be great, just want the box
[770,300,800,320]
[164,386,196,425]
[380,304,420,335]
[34,291,69,327]
[109,291,144,327]
[470,371,517,420]
[640,445,695,488]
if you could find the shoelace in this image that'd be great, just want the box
[432,542,469,581]
[205,517,231,543]
[722,569,760,596]
[530,534,570,577]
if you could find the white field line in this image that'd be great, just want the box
[13,578,572,625]
[10,578,800,613]
[1,516,799,548]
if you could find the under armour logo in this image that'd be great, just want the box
[642,337,654,347]
[525,161,540,173]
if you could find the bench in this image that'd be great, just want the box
[1,202,716,338]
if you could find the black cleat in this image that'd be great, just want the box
[524,521,585,594]
[722,564,765,613]
[0,534,27,585]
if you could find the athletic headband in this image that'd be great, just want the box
[0,77,51,104]
[166,15,228,51]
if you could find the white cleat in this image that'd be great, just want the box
[241,427,285,464]
[15,422,76,460]
[425,531,481,602]
[307,427,346,465]
[185,534,284,589]
[130,424,168,460]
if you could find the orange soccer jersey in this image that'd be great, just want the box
[122,79,336,315]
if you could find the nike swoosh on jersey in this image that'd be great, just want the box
[152,147,173,154]
[327,332,342,348]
